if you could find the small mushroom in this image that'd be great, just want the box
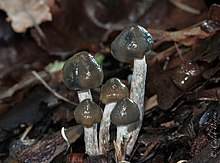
[74,99,103,155]
[111,25,153,63]
[62,51,104,155]
[172,61,203,91]
[111,25,153,154]
[99,78,129,154]
[62,51,104,102]
[100,78,129,105]
[110,98,140,161]
[62,51,103,91]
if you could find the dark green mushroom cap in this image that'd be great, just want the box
[62,51,104,90]
[74,99,103,127]
[111,25,153,63]
[110,98,140,126]
[100,78,129,104]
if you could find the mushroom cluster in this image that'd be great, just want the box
[111,25,153,154]
[62,25,153,162]
[111,97,140,161]
[99,77,129,154]
[62,51,104,155]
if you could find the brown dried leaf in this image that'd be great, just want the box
[153,63,184,110]
[193,32,220,62]
[145,95,158,112]
[149,26,210,46]
[209,4,220,22]
[0,0,52,33]
[203,62,220,79]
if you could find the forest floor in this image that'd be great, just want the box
[0,0,220,162]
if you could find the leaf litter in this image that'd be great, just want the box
[0,1,220,163]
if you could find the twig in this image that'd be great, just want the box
[148,46,176,65]
[23,2,49,44]
[113,140,121,162]
[177,160,188,163]
[20,125,33,140]
[33,23,49,44]
[174,42,184,61]
[145,95,158,113]
[169,0,200,15]
[32,71,77,106]
[140,143,156,160]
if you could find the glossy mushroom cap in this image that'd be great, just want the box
[172,61,202,91]
[74,99,103,127]
[111,25,153,63]
[62,51,104,90]
[110,98,140,126]
[100,78,129,104]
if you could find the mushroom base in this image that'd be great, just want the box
[84,125,99,155]
[116,125,128,161]
[99,102,117,154]
[77,89,99,155]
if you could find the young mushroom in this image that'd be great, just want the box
[111,25,153,154]
[74,99,103,155]
[110,97,140,161]
[62,51,104,155]
[62,51,104,101]
[99,78,129,154]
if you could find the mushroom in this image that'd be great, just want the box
[62,51,104,101]
[99,78,129,154]
[74,99,103,155]
[110,97,140,161]
[111,25,153,154]
[62,51,104,155]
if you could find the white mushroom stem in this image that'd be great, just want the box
[77,89,99,155]
[127,56,147,154]
[77,90,93,101]
[116,126,128,162]
[99,102,117,154]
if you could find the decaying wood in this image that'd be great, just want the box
[10,125,83,163]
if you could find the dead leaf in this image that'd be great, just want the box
[203,62,220,79]
[149,26,210,46]
[0,0,52,32]
[209,4,220,22]
[153,63,184,110]
[145,95,158,112]
[194,32,220,62]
